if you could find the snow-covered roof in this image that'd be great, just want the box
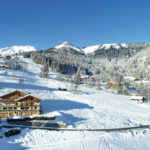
[0,90,26,99]
[130,96,144,100]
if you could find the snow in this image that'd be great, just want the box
[130,96,144,100]
[82,45,101,54]
[0,56,150,149]
[55,42,84,53]
[83,43,128,54]
[0,45,36,56]
[15,94,32,101]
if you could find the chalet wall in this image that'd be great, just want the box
[0,90,42,118]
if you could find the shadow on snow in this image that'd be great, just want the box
[41,99,94,126]
[0,81,57,92]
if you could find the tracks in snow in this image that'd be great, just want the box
[3,124,150,132]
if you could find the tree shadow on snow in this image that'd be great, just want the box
[0,73,37,83]
[0,81,57,92]
[41,99,94,112]
[0,135,29,150]
[58,112,86,127]
[41,99,94,126]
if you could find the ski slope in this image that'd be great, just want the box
[0,57,150,150]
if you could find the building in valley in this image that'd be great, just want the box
[0,90,42,118]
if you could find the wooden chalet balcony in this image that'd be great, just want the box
[1,102,40,107]
[0,105,40,111]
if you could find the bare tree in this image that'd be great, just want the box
[73,66,81,94]
[74,66,81,85]
[18,79,24,86]
[39,64,49,78]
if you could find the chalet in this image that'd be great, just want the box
[134,78,141,81]
[106,82,117,89]
[130,96,146,103]
[5,55,11,60]
[0,90,42,118]
[0,65,8,69]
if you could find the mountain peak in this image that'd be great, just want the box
[55,41,72,49]
[0,45,36,56]
[61,41,70,45]
[55,42,84,54]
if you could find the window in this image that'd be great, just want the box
[35,107,37,109]
[3,107,7,110]
[21,107,24,110]
[31,98,33,100]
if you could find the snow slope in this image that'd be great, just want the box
[0,45,36,56]
[0,57,150,150]
[83,43,128,54]
[55,42,128,54]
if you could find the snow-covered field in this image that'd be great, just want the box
[0,57,150,150]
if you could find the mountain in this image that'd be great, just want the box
[82,43,128,54]
[55,41,82,52]
[46,42,150,58]
[22,42,150,80]
[53,42,150,58]
[55,41,84,54]
[0,45,36,56]
[53,42,129,55]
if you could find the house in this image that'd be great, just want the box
[5,55,11,60]
[130,96,146,103]
[0,90,42,118]
[106,82,117,89]
[134,78,141,81]
[0,65,8,69]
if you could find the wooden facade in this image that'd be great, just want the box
[0,90,42,118]
[106,82,117,89]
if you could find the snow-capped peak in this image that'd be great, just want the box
[83,43,128,54]
[0,45,36,56]
[55,41,72,49]
[55,41,84,53]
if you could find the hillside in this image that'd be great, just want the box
[22,42,150,84]
[0,57,150,149]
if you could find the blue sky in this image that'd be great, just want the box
[0,0,150,49]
